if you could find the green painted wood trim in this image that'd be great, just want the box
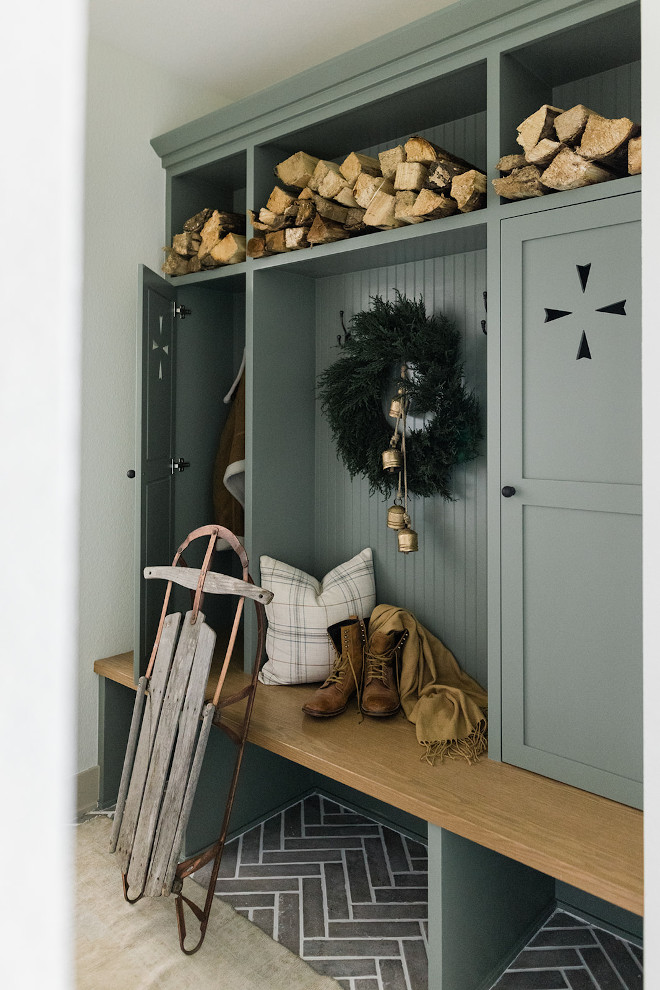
[428,825,555,990]
[151,0,636,173]
[97,677,135,809]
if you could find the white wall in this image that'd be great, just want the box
[77,38,227,774]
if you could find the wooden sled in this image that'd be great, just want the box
[109,524,273,954]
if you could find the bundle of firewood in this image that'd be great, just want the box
[247,137,487,257]
[162,207,246,276]
[494,104,641,201]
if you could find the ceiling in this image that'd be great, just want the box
[89,0,459,106]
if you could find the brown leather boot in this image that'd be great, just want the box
[302,616,366,717]
[361,628,408,717]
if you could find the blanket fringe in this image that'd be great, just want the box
[420,718,488,766]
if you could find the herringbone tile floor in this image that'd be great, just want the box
[193,794,643,990]
[196,793,428,990]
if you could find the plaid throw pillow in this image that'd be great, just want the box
[258,549,376,686]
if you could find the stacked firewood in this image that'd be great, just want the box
[247,137,487,257]
[494,104,641,201]
[162,208,246,276]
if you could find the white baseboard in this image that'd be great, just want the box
[77,765,100,817]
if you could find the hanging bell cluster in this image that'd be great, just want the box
[383,368,419,553]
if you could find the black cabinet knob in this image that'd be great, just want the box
[127,470,136,479]
[501,485,516,498]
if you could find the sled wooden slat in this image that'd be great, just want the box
[125,611,204,892]
[144,565,273,604]
[109,675,147,853]
[115,612,181,872]
[145,624,216,897]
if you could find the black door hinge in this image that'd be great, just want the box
[174,303,191,320]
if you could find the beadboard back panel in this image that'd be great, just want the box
[553,61,641,122]
[314,250,487,689]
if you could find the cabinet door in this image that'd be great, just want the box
[135,266,177,673]
[500,194,642,808]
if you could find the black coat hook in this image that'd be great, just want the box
[337,311,351,347]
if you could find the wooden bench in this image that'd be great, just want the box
[95,651,643,916]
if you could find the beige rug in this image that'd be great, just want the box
[76,816,339,989]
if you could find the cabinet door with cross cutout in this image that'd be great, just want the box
[499,193,642,808]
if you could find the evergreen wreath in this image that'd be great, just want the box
[317,291,482,500]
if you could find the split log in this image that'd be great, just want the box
[363,189,405,228]
[516,105,564,153]
[411,188,458,220]
[264,230,288,253]
[298,186,316,201]
[247,209,272,232]
[405,135,478,175]
[307,213,350,245]
[162,248,191,276]
[188,256,202,274]
[394,190,424,224]
[183,208,213,232]
[451,169,487,212]
[554,104,598,145]
[353,174,394,209]
[266,186,297,215]
[492,165,546,200]
[343,206,367,228]
[628,135,641,175]
[284,227,309,251]
[541,147,612,190]
[197,211,225,263]
[317,168,353,201]
[426,163,454,192]
[258,208,296,230]
[295,200,316,226]
[379,145,406,181]
[525,139,565,167]
[172,232,201,257]
[209,233,246,266]
[308,160,341,193]
[334,185,359,208]
[247,236,273,259]
[577,115,640,170]
[340,152,381,185]
[313,195,349,225]
[275,151,320,189]
[495,154,528,174]
[393,161,429,191]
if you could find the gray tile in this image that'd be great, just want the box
[286,836,364,850]
[594,930,643,988]
[335,980,351,989]
[329,920,423,939]
[238,862,319,877]
[285,802,302,837]
[303,793,322,825]
[262,812,283,850]
[251,907,275,938]
[219,892,275,908]
[278,891,301,956]
[303,877,326,939]
[322,798,342,815]
[325,812,380,826]
[394,873,428,888]
[565,971,598,990]
[215,877,300,893]
[324,861,350,920]
[628,943,643,965]
[346,849,373,904]
[378,957,409,990]
[263,848,343,864]
[306,958,378,978]
[239,822,262,864]
[405,838,428,859]
[216,836,239,877]
[374,887,428,903]
[492,971,568,989]
[546,911,588,928]
[530,928,597,948]
[510,948,582,969]
[580,945,626,989]
[357,982,380,989]
[364,836,392,887]
[382,827,411,873]
[353,902,428,921]
[307,824,380,836]
[402,938,428,990]
[304,938,401,957]
[410,858,428,872]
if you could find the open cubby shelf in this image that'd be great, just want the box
[95,650,642,918]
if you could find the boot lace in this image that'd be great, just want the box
[325,650,362,712]
[364,644,401,700]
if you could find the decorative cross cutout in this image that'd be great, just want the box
[152,315,170,380]
[543,263,626,359]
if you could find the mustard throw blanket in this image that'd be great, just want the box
[369,604,488,765]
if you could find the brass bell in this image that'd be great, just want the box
[388,392,406,419]
[386,503,406,530]
[382,447,403,473]
[397,515,419,553]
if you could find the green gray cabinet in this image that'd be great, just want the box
[500,194,642,808]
